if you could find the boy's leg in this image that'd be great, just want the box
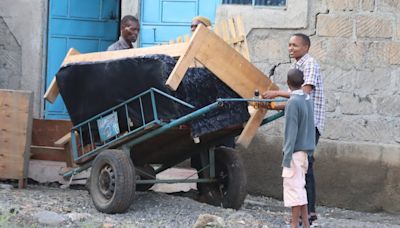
[301,205,310,228]
[291,206,301,228]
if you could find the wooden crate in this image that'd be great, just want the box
[0,89,33,188]
[30,119,73,166]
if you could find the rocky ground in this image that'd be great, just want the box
[1,180,399,228]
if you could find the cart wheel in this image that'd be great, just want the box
[197,147,247,210]
[136,164,156,191]
[89,149,135,214]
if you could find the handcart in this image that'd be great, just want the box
[62,87,285,214]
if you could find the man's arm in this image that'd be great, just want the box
[262,90,290,99]
[303,84,314,94]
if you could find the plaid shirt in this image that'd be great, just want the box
[294,53,325,134]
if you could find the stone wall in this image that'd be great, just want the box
[218,0,400,213]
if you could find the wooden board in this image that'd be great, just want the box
[44,48,80,103]
[31,119,72,146]
[214,16,250,61]
[165,24,278,147]
[43,43,189,103]
[30,119,73,166]
[0,89,33,188]
[30,146,66,162]
[166,24,278,98]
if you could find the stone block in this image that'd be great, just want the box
[323,115,354,140]
[377,95,400,117]
[397,23,400,40]
[328,40,366,70]
[385,42,400,65]
[325,91,338,113]
[323,67,357,91]
[378,0,400,12]
[316,14,353,37]
[365,41,388,67]
[355,68,392,93]
[309,37,328,63]
[361,0,375,11]
[339,92,375,115]
[326,0,359,11]
[356,15,393,38]
[352,117,399,143]
[253,38,287,62]
[324,115,398,143]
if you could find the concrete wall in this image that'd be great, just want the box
[218,0,400,213]
[0,0,47,118]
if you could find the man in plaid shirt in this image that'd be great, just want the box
[263,33,325,224]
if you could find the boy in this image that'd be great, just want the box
[282,69,315,228]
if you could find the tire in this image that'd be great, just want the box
[196,147,247,210]
[89,149,135,214]
[136,164,156,192]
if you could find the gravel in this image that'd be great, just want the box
[0,182,399,227]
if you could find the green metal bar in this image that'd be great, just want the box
[63,161,93,178]
[122,101,222,149]
[74,120,161,162]
[150,90,159,122]
[209,147,215,178]
[261,111,285,126]
[88,122,94,150]
[71,88,194,130]
[124,104,131,132]
[71,130,79,161]
[139,97,145,126]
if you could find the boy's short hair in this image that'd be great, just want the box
[287,69,304,89]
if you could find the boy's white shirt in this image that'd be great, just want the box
[290,89,310,100]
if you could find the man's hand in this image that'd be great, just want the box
[262,90,279,99]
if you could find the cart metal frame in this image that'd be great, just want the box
[62,87,285,213]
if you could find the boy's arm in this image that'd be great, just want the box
[282,101,298,168]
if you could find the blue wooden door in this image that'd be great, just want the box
[140,0,221,47]
[45,0,120,119]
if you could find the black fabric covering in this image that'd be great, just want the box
[56,55,249,138]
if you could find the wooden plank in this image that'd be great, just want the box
[43,43,189,103]
[0,89,33,185]
[165,26,208,90]
[165,25,278,146]
[62,43,188,66]
[44,48,80,103]
[32,119,72,146]
[167,25,278,97]
[235,16,250,61]
[30,145,66,162]
[54,133,72,146]
[236,109,267,148]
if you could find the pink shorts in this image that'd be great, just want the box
[282,151,308,207]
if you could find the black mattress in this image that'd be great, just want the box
[56,54,249,138]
